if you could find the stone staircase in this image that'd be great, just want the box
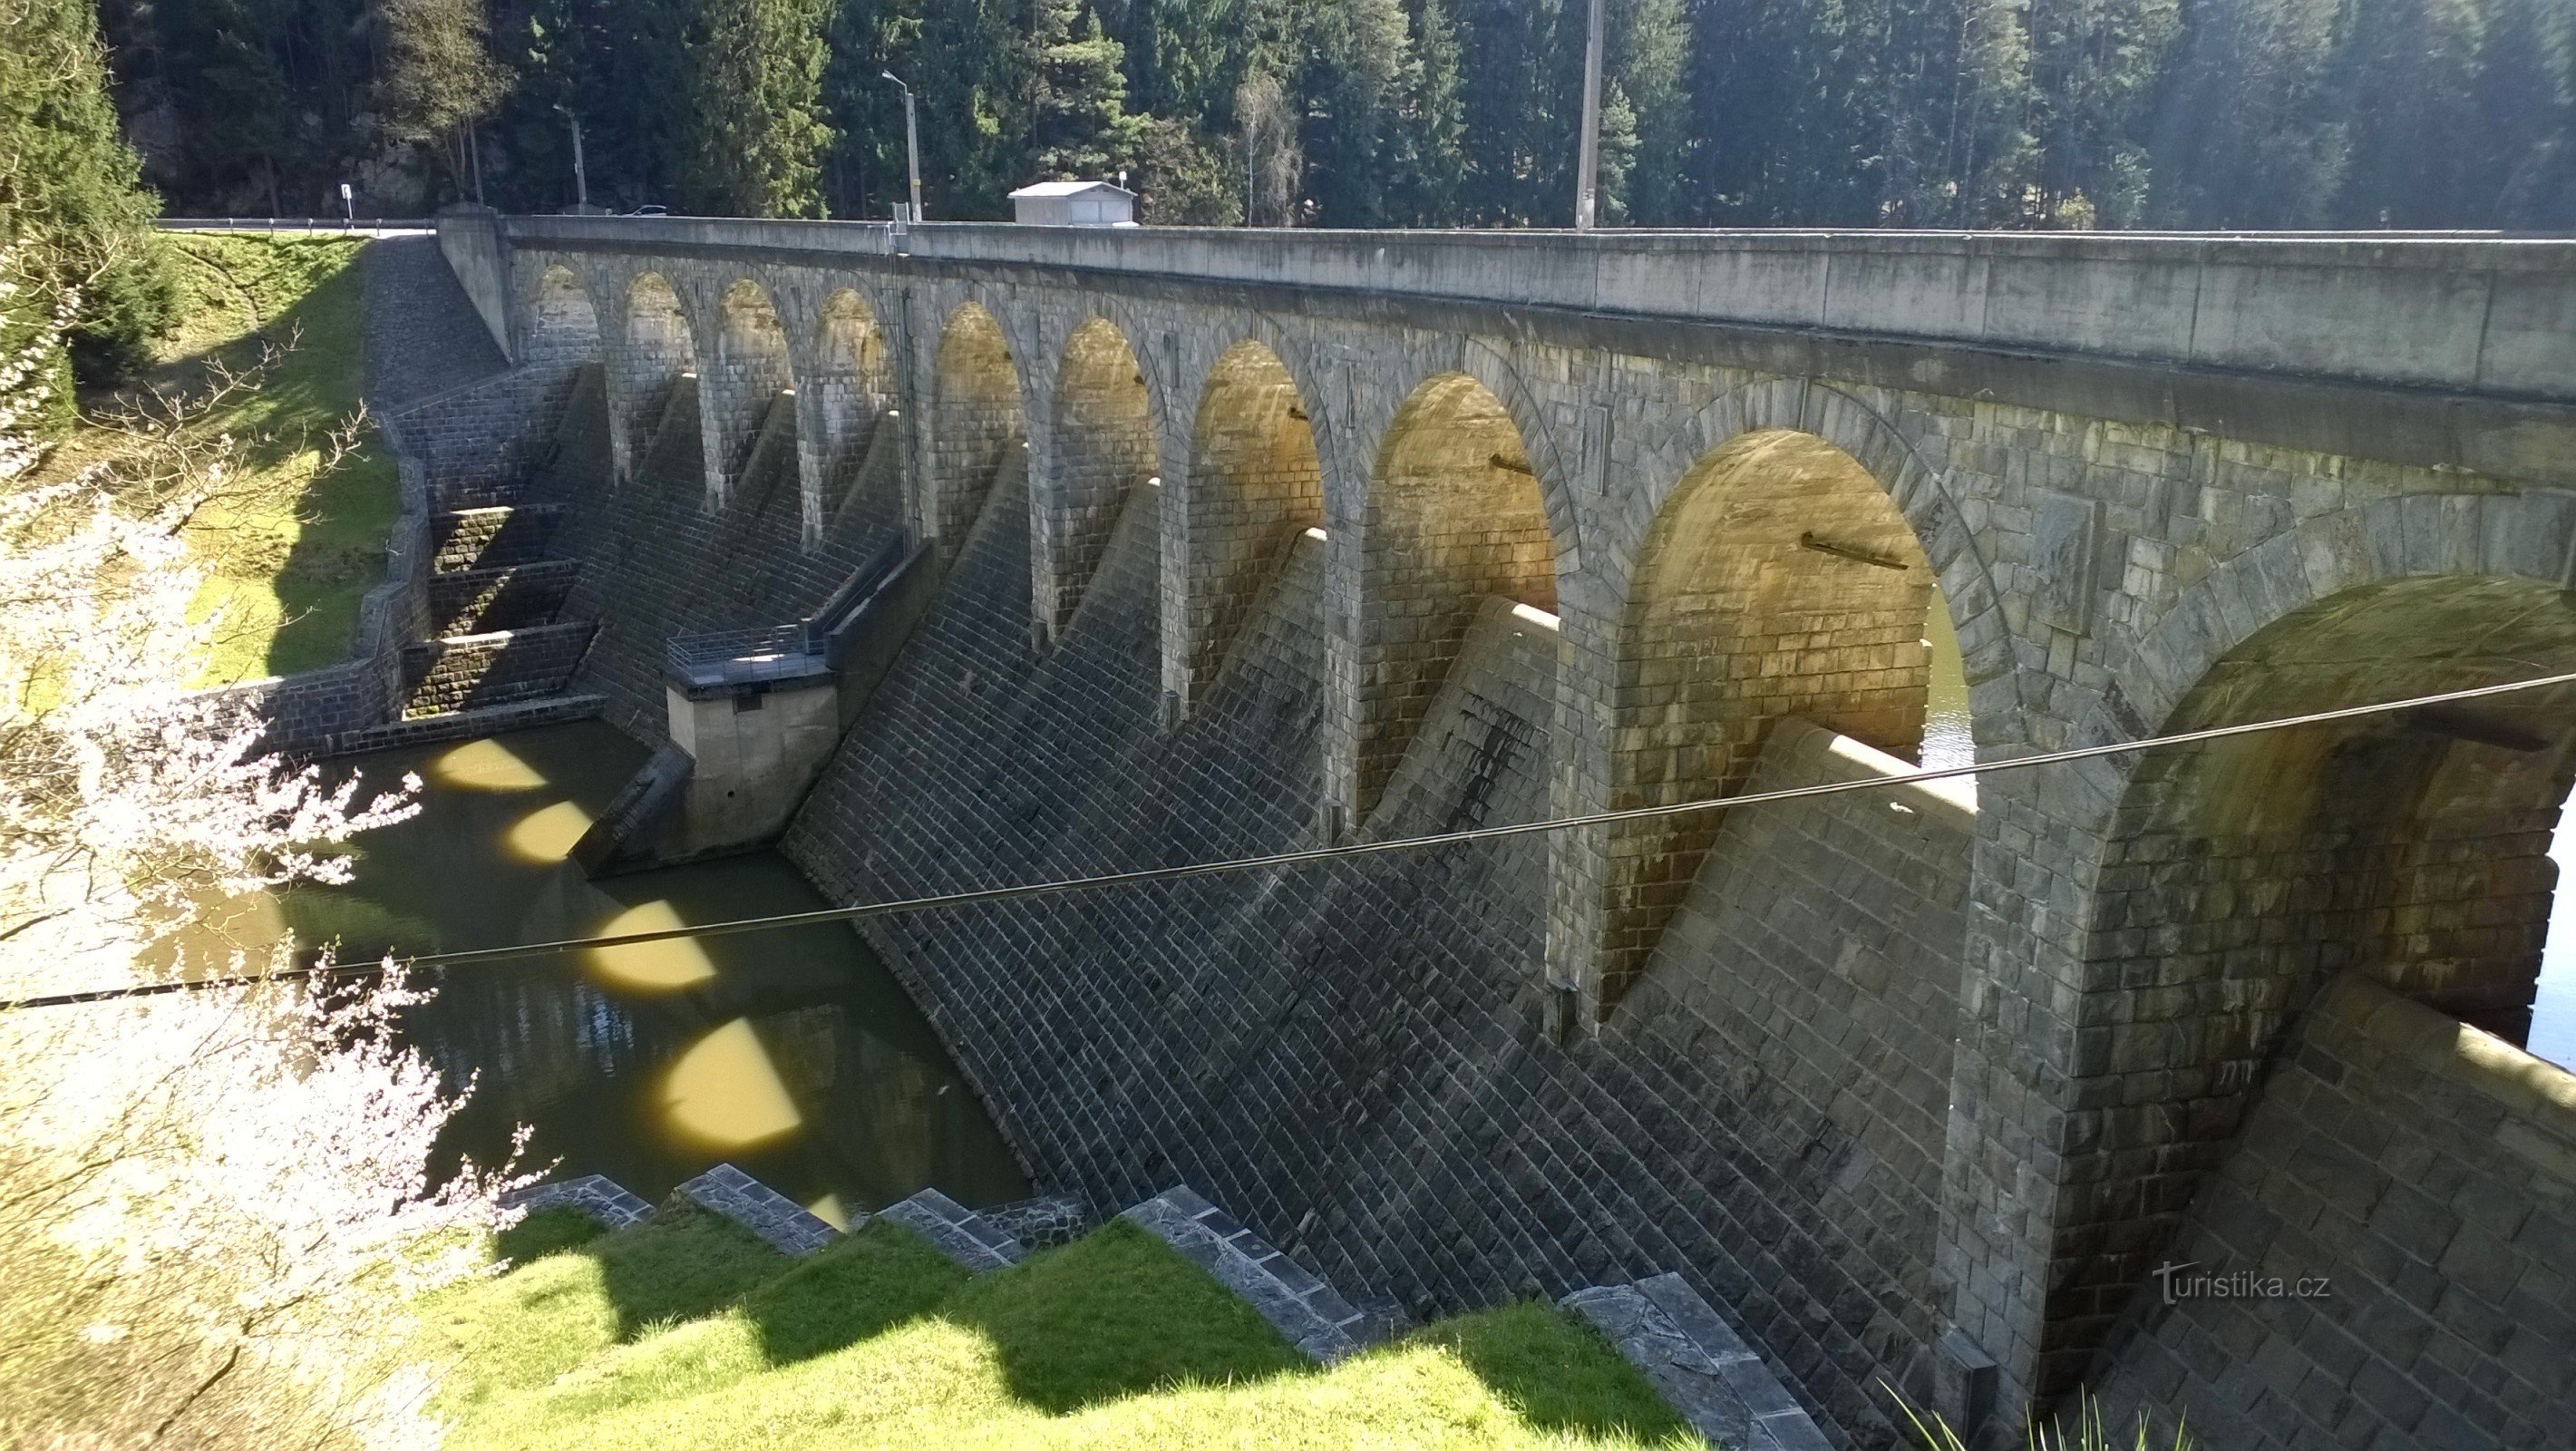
[502,1165,1831,1449]
[381,492,598,731]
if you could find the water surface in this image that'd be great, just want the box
[188,721,1026,1226]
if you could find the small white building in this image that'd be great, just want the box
[1008,180,1138,227]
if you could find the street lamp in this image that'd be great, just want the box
[1572,0,1607,229]
[880,71,924,223]
[554,103,589,210]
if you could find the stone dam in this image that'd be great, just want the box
[231,212,2576,1450]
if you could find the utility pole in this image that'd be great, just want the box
[558,104,589,209]
[1573,0,1608,230]
[882,71,924,223]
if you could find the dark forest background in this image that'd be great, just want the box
[69,0,2576,231]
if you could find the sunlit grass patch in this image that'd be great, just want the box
[417,1212,1694,1451]
[45,234,397,684]
[413,1201,783,1412]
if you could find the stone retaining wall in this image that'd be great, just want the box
[2090,975,2576,1450]
[398,620,596,716]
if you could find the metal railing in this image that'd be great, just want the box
[157,218,434,237]
[661,538,907,691]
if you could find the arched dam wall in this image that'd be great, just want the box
[396,211,2576,1449]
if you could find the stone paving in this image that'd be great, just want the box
[1566,1274,1835,1451]
[674,1163,843,1256]
[503,1173,656,1232]
[980,1193,1092,1251]
[1122,1185,1375,1363]
[878,1187,1026,1273]
[365,236,508,410]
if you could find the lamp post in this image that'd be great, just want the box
[555,103,589,210]
[880,71,924,223]
[1572,0,1607,229]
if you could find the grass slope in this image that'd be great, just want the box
[413,1208,1697,1450]
[50,233,397,682]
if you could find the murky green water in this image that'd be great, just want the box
[182,721,1026,1227]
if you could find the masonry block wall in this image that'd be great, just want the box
[394,364,572,510]
[1601,429,1937,1010]
[398,620,594,716]
[2089,975,2576,1450]
[708,280,796,502]
[810,288,891,495]
[1043,318,1158,639]
[458,226,2576,1448]
[539,371,899,741]
[1612,721,1976,1388]
[929,304,1025,560]
[1360,375,1558,820]
[1174,341,1326,708]
[775,423,1977,1440]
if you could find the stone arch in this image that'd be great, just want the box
[1357,372,1560,817]
[1180,339,1326,701]
[1628,377,2012,708]
[1597,427,1952,1010]
[929,301,1026,559]
[808,288,894,536]
[1458,336,1584,567]
[1038,316,1158,638]
[520,264,601,375]
[617,271,698,483]
[2038,567,2576,1391]
[708,278,795,503]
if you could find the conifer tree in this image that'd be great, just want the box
[2027,0,2179,224]
[69,0,2576,232]
[1029,2,1147,179]
[1,0,176,400]
[1296,0,1412,223]
[677,0,834,217]
[1385,0,1468,224]
[1611,0,1690,223]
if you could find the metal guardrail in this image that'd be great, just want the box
[157,218,434,236]
[664,620,813,690]
[662,538,907,692]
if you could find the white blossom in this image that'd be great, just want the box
[0,243,532,1447]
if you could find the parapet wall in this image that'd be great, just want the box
[2090,974,2576,1449]
[504,215,2576,404]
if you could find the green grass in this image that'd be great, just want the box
[50,233,398,683]
[411,1212,1697,1450]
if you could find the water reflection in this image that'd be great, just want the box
[1921,586,1977,779]
[584,899,718,990]
[507,800,594,862]
[190,721,1027,1212]
[664,1018,805,1149]
[428,737,549,792]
